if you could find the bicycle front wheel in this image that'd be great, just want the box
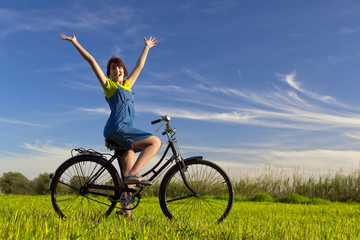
[50,155,121,219]
[159,158,234,224]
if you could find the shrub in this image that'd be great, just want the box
[250,192,273,202]
[277,193,310,204]
[310,197,330,205]
[234,195,247,202]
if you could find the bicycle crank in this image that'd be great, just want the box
[119,191,140,210]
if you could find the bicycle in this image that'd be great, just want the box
[49,115,234,223]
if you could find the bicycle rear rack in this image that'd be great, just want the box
[71,148,104,157]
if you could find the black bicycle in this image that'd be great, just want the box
[49,115,234,223]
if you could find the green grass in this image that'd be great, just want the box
[1,195,359,239]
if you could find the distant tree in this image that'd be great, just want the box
[32,173,50,195]
[0,172,32,194]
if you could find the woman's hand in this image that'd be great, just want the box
[144,36,158,48]
[60,34,77,43]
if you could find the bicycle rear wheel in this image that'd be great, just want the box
[159,158,234,224]
[50,155,121,219]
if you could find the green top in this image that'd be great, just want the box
[102,78,132,98]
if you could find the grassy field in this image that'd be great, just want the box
[0,195,359,239]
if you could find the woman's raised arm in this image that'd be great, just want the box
[60,34,107,88]
[127,36,158,87]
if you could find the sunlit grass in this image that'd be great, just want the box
[0,195,359,239]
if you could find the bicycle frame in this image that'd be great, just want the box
[141,139,181,181]
[82,119,203,197]
[50,115,233,223]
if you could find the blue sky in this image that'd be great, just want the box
[1,0,360,179]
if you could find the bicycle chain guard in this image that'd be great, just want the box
[119,190,140,210]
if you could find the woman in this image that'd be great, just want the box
[60,34,162,188]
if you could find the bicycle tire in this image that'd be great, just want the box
[159,158,234,224]
[50,154,121,219]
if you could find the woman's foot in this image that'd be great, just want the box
[124,174,152,185]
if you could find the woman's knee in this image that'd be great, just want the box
[133,136,161,149]
[152,136,162,150]
[146,136,162,151]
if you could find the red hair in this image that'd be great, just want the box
[106,56,128,78]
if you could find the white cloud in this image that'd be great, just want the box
[262,149,360,173]
[344,132,360,140]
[0,6,134,38]
[77,107,110,115]
[327,55,350,66]
[0,141,74,179]
[183,68,215,85]
[0,117,49,128]
[137,84,190,94]
[181,145,360,176]
[281,72,302,92]
[3,140,358,180]
[136,102,360,130]
[276,72,338,105]
[237,68,243,80]
[60,80,99,91]
[339,27,360,34]
[74,70,360,132]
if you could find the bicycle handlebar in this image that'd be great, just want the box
[151,115,171,125]
[151,119,162,125]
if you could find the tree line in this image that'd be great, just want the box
[0,172,50,195]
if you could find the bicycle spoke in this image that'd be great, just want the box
[167,196,195,217]
[160,159,233,223]
[51,156,119,219]
[166,194,195,203]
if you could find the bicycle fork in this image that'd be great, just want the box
[176,160,200,198]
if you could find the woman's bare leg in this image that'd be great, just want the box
[120,150,135,218]
[121,136,161,217]
[121,150,135,175]
[128,136,162,175]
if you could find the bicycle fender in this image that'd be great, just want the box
[182,156,203,161]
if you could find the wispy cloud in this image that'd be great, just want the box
[137,105,258,124]
[183,68,211,85]
[277,72,338,104]
[261,149,360,172]
[338,26,360,34]
[77,107,110,115]
[144,69,182,81]
[343,131,360,140]
[33,62,87,73]
[181,145,360,175]
[0,141,74,178]
[60,80,99,91]
[0,117,49,128]
[74,70,360,132]
[237,68,243,80]
[134,71,360,131]
[137,103,360,131]
[0,6,134,39]
[327,55,350,66]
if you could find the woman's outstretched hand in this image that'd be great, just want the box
[60,34,76,42]
[144,36,158,48]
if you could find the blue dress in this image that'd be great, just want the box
[103,79,153,150]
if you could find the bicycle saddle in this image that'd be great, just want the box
[105,139,141,153]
